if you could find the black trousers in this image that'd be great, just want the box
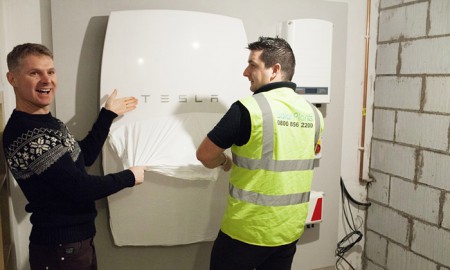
[29,237,97,270]
[210,231,298,270]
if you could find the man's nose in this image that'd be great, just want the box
[243,67,249,77]
[40,74,52,83]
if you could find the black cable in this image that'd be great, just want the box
[335,177,371,270]
[340,177,372,207]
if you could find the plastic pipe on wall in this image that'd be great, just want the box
[359,0,371,182]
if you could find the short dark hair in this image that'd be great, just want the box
[7,43,53,72]
[247,36,295,81]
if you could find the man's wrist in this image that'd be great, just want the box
[220,153,228,167]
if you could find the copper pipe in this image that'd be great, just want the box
[359,0,371,181]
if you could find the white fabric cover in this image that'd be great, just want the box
[108,113,222,181]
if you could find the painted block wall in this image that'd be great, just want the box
[365,0,450,269]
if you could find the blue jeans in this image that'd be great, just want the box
[210,231,298,270]
[29,237,97,270]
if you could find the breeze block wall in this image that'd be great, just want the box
[364,0,450,270]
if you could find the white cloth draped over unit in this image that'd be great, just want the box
[108,113,222,181]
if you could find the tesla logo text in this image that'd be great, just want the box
[140,95,219,103]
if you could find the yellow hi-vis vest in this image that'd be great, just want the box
[221,87,324,246]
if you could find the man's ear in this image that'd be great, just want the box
[6,71,17,87]
[270,63,282,80]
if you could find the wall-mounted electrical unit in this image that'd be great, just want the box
[278,19,333,104]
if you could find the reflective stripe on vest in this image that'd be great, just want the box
[230,93,320,207]
[229,184,310,206]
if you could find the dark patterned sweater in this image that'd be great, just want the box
[2,108,135,245]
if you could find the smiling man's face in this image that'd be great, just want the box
[7,54,57,114]
[242,50,275,92]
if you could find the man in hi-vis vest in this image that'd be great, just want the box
[197,36,324,270]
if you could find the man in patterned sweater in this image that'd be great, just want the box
[3,43,145,270]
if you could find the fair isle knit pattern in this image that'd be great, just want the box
[5,122,81,180]
[1,108,136,245]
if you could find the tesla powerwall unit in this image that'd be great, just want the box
[278,19,333,104]
[100,10,248,246]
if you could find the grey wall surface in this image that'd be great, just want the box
[48,1,348,269]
